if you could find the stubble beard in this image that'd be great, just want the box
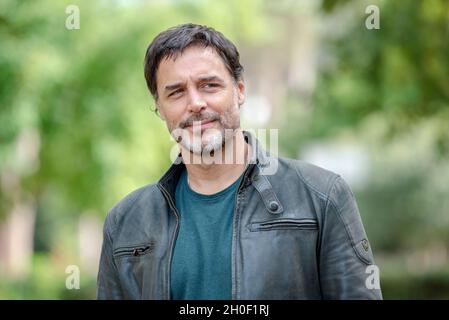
[169,104,241,157]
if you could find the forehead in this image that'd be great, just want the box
[156,45,231,86]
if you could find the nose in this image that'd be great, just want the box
[186,88,207,113]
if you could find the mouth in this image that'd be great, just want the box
[186,119,217,130]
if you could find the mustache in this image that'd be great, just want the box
[179,112,221,128]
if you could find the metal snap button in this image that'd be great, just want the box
[269,201,279,211]
[362,239,369,252]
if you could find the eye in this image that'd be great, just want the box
[203,83,220,89]
[168,89,183,97]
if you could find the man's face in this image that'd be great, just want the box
[155,45,245,155]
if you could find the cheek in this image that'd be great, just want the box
[207,90,236,110]
[162,101,185,120]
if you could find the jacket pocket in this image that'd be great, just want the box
[113,242,155,259]
[248,218,318,232]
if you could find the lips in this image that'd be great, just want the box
[186,119,217,128]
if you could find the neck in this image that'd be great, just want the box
[180,130,251,195]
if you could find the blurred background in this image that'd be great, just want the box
[0,0,448,299]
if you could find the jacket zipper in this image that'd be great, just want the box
[249,218,318,231]
[231,165,254,300]
[114,245,152,257]
[159,185,180,300]
[160,165,253,300]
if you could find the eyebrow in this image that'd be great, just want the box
[164,82,184,93]
[197,75,225,84]
[163,75,225,93]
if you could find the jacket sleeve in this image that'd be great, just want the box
[318,176,383,299]
[96,211,124,299]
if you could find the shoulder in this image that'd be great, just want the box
[103,183,161,233]
[276,156,342,200]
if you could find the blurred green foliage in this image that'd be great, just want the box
[0,0,271,221]
[0,253,96,299]
[0,0,271,299]
[1,0,448,299]
[318,0,449,249]
[278,0,449,299]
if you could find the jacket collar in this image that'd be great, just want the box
[157,130,283,215]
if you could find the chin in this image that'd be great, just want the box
[204,133,225,147]
[202,142,224,154]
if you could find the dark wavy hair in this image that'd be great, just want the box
[144,23,244,100]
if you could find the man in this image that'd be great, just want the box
[97,23,382,300]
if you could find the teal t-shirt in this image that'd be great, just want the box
[171,169,243,300]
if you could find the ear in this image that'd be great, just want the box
[155,99,166,121]
[236,79,245,106]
